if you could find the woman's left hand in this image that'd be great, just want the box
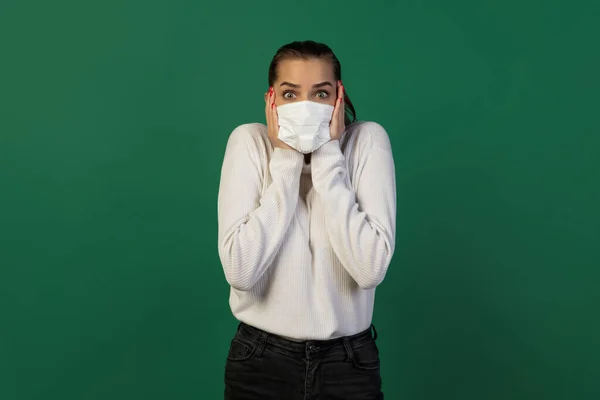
[329,80,345,141]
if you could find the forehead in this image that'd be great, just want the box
[275,58,335,86]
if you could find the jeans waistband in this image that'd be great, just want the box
[237,322,378,356]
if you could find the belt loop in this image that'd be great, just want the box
[255,330,268,357]
[370,324,378,341]
[343,337,354,362]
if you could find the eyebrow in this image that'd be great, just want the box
[279,81,333,89]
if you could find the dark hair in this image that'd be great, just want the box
[268,40,357,126]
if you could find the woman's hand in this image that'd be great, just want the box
[329,80,346,141]
[265,87,294,151]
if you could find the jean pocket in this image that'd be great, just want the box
[351,338,381,370]
[226,339,257,362]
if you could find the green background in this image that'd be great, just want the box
[1,0,599,399]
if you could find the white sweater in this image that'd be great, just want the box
[217,121,396,340]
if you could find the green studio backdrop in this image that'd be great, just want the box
[1,1,599,399]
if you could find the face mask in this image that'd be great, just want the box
[276,101,335,154]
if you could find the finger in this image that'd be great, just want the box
[264,88,269,104]
[266,87,274,130]
[339,84,345,127]
[271,90,278,131]
[270,90,279,137]
[331,85,343,121]
[335,83,344,113]
[265,87,271,123]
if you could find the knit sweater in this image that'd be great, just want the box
[217,121,396,340]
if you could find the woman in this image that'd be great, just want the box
[217,40,396,399]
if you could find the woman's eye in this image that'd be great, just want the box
[283,92,296,99]
[316,91,329,99]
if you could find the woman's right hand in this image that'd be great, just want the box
[265,87,294,151]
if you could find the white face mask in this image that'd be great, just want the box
[276,101,335,154]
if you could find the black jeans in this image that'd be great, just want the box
[224,323,384,399]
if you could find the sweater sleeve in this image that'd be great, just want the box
[217,124,304,291]
[310,122,396,289]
